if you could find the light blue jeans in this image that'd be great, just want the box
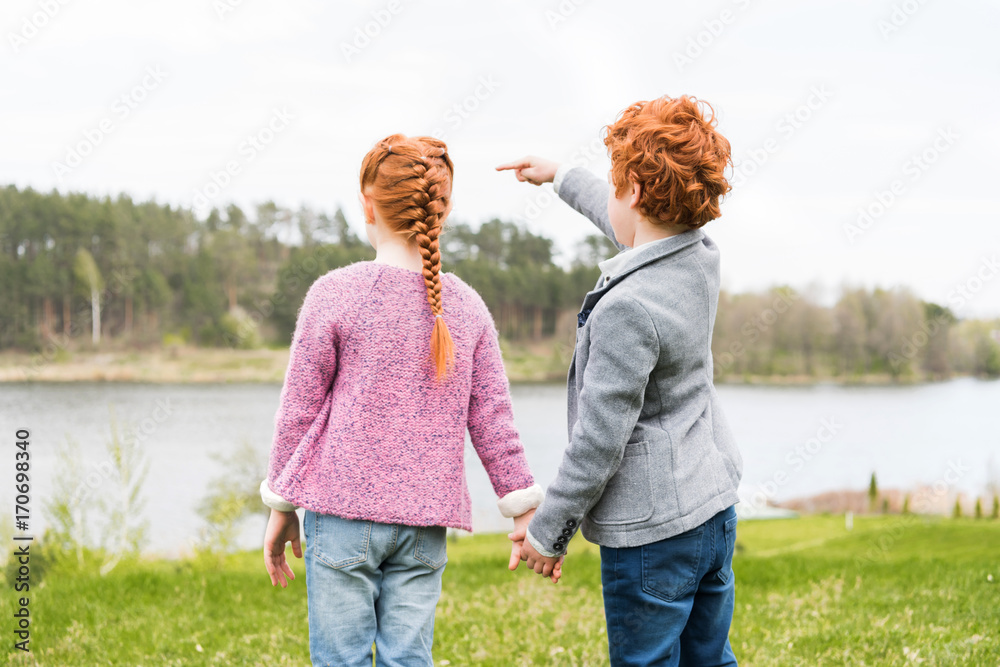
[303,510,448,667]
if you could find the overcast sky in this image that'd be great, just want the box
[4,0,999,316]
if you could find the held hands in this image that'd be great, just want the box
[508,508,564,584]
[495,156,560,187]
[263,508,302,588]
[264,505,563,586]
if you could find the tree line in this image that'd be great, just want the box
[0,184,614,351]
[1,184,997,380]
[712,286,1000,380]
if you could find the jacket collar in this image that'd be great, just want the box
[576,228,705,327]
[602,228,704,287]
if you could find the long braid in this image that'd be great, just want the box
[360,135,455,381]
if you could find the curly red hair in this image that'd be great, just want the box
[603,95,732,229]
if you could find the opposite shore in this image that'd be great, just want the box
[0,343,988,385]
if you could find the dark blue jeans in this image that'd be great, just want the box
[600,505,739,666]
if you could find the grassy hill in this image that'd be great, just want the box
[3,515,998,665]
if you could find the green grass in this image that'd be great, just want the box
[3,516,999,665]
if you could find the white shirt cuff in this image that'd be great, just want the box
[526,527,558,558]
[260,479,298,512]
[497,484,544,518]
[552,163,574,195]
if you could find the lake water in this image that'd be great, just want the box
[2,378,998,556]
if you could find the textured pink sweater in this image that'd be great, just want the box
[266,261,535,531]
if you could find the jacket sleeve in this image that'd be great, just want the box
[466,319,538,504]
[266,277,339,495]
[526,295,658,557]
[556,166,628,252]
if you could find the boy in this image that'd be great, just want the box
[497,95,743,666]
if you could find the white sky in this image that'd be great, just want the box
[3,0,999,316]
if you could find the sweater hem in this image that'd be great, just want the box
[274,485,475,532]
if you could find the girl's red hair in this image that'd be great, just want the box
[360,134,455,381]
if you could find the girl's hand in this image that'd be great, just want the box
[508,508,536,571]
[508,511,563,584]
[496,156,560,186]
[263,508,302,588]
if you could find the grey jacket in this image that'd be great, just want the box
[526,167,743,555]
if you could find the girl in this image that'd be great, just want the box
[260,134,549,666]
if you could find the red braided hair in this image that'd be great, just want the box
[360,134,455,381]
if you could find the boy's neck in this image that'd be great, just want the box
[629,217,688,249]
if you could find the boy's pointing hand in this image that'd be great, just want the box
[496,156,559,186]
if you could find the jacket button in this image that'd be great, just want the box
[566,519,577,528]
[561,528,572,537]
[552,543,563,552]
[556,535,567,544]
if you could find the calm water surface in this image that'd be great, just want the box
[2,378,998,555]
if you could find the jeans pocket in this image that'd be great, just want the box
[716,513,738,584]
[641,525,704,602]
[589,441,654,525]
[310,512,372,570]
[413,526,448,570]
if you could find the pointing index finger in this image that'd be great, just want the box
[496,161,531,171]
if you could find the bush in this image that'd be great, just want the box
[194,440,269,554]
[219,307,262,349]
[3,537,56,587]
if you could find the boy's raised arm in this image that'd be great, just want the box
[497,156,627,252]
[553,166,627,252]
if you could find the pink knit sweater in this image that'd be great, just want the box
[266,261,535,531]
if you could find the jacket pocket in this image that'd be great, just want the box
[309,512,372,570]
[589,441,654,525]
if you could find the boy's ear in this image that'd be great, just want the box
[628,180,642,210]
